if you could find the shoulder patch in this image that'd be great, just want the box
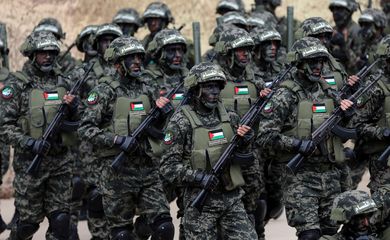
[1,86,14,99]
[263,102,273,113]
[163,130,175,145]
[87,91,99,105]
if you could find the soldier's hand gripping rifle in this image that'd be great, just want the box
[190,64,295,213]
[26,64,94,175]
[287,72,383,174]
[111,81,184,172]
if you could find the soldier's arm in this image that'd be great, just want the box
[160,111,195,187]
[77,84,116,147]
[256,88,299,151]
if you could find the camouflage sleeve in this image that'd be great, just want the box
[160,110,197,186]
[0,78,30,149]
[77,83,116,147]
[227,110,254,148]
[256,87,299,152]
[141,73,160,101]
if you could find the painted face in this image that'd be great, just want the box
[199,81,223,109]
[313,32,332,49]
[123,53,144,77]
[233,47,251,68]
[163,44,185,70]
[302,57,326,82]
[34,50,58,72]
[359,22,376,40]
[147,17,165,34]
[97,35,116,56]
[331,7,351,28]
[261,40,280,62]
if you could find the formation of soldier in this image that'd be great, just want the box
[2,0,390,239]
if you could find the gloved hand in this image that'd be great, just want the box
[192,171,219,191]
[26,138,51,155]
[114,135,138,153]
[292,139,316,156]
[383,128,390,140]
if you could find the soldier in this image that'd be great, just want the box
[216,0,245,16]
[328,0,360,74]
[246,11,278,31]
[256,37,354,239]
[370,184,390,238]
[355,8,387,70]
[112,8,142,37]
[160,61,258,239]
[75,25,98,63]
[33,17,78,74]
[78,36,174,240]
[0,31,77,239]
[320,190,379,240]
[381,0,390,34]
[217,11,248,30]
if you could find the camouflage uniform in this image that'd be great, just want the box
[256,37,346,238]
[78,36,173,239]
[328,0,361,74]
[75,24,98,64]
[0,31,76,240]
[246,11,278,31]
[381,0,390,35]
[160,62,258,240]
[321,190,379,240]
[372,184,390,239]
[112,8,142,37]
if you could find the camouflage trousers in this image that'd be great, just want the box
[100,158,170,236]
[182,188,258,240]
[347,153,368,190]
[371,184,390,239]
[0,143,10,178]
[367,153,390,193]
[283,163,342,236]
[10,152,72,239]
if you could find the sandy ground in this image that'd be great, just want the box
[0,171,370,240]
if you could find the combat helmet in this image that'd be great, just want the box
[76,25,98,52]
[250,25,281,45]
[218,11,247,29]
[216,0,245,15]
[246,11,278,29]
[359,8,387,28]
[295,17,333,39]
[113,8,142,27]
[33,17,65,40]
[184,62,226,91]
[329,0,358,12]
[147,29,187,57]
[20,31,60,58]
[142,2,174,24]
[104,36,145,64]
[209,24,239,47]
[92,23,123,48]
[214,27,254,55]
[287,37,329,63]
[330,190,377,223]
[376,34,390,58]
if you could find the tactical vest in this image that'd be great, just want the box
[181,104,245,191]
[92,60,105,79]
[322,56,346,90]
[359,78,390,155]
[275,80,345,164]
[96,76,152,158]
[220,80,258,117]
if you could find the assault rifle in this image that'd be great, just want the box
[111,81,184,171]
[190,64,295,212]
[26,64,94,175]
[287,72,383,174]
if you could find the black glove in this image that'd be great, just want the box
[192,171,219,191]
[293,139,316,156]
[114,135,138,153]
[26,138,51,155]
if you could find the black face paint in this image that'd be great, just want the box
[35,50,58,73]
[313,32,332,50]
[97,35,116,56]
[147,18,165,34]
[123,53,144,77]
[302,57,325,82]
[199,82,222,109]
[233,47,251,68]
[332,7,351,28]
[347,213,372,236]
[359,22,375,40]
[261,40,280,62]
[118,23,138,37]
[163,44,185,70]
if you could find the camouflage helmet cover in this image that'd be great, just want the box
[215,27,255,54]
[247,11,278,28]
[184,62,226,90]
[20,31,60,57]
[295,17,333,39]
[376,34,390,58]
[104,36,145,63]
[329,0,358,12]
[330,190,377,223]
[76,25,98,52]
[147,28,187,55]
[358,8,387,28]
[250,25,281,45]
[216,0,245,14]
[209,24,239,46]
[34,17,65,40]
[142,2,174,24]
[219,11,247,27]
[287,36,330,63]
[92,23,123,46]
[113,8,142,27]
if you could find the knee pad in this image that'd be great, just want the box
[15,221,39,239]
[71,175,86,201]
[49,211,70,240]
[298,229,321,240]
[111,227,135,240]
[151,215,174,240]
[87,188,104,218]
[134,215,152,240]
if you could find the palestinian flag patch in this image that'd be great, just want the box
[43,91,59,100]
[208,129,225,141]
[312,103,327,113]
[324,76,336,85]
[163,131,175,145]
[234,86,249,95]
[87,92,98,105]
[172,93,184,100]
[1,86,13,99]
[131,102,144,111]
[263,102,273,113]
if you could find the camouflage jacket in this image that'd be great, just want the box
[252,59,285,86]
